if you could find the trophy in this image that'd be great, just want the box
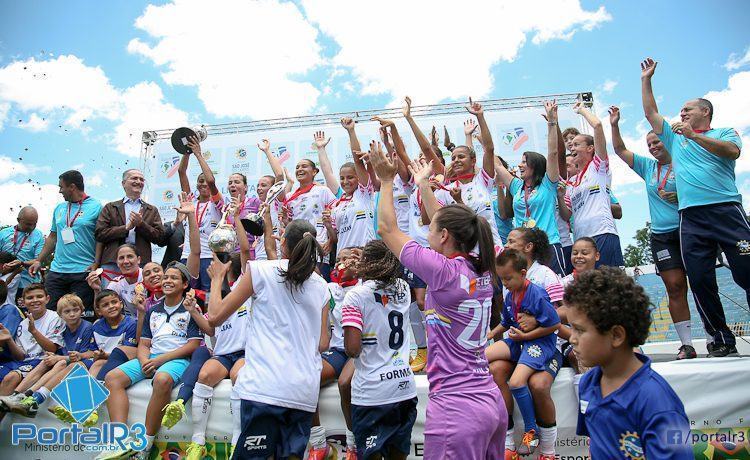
[208,210,238,262]
[171,125,208,155]
[240,179,287,236]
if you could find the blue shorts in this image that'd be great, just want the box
[352,397,418,459]
[211,350,244,373]
[401,266,426,289]
[503,336,558,373]
[0,359,42,380]
[117,354,190,387]
[593,233,624,267]
[321,347,348,377]
[232,400,313,460]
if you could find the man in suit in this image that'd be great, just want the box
[95,169,166,276]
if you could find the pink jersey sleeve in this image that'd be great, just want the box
[341,291,363,330]
[399,240,453,291]
[545,275,565,303]
[478,169,494,189]
[592,154,609,175]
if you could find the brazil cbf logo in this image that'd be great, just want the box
[12,364,147,452]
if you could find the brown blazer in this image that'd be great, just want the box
[95,199,166,265]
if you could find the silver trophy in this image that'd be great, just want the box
[241,179,287,236]
[171,125,208,155]
[208,209,238,262]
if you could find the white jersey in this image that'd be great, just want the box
[332,183,376,256]
[212,279,249,356]
[16,310,64,360]
[283,184,337,264]
[234,259,329,412]
[566,154,617,238]
[1,273,19,306]
[341,279,417,406]
[393,175,412,233]
[502,261,564,304]
[408,189,430,247]
[434,171,502,247]
[327,281,358,350]
[182,196,225,259]
[253,200,282,261]
[562,273,574,287]
[555,205,573,247]
[107,269,143,317]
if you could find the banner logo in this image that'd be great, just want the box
[502,127,529,151]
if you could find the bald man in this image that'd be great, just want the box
[0,207,45,292]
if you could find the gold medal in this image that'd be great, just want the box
[134,283,146,296]
[525,218,536,228]
[418,216,424,227]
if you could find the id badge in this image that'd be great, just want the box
[61,226,75,244]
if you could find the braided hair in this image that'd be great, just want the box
[356,240,401,290]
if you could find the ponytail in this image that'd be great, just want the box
[434,204,497,286]
[279,219,323,291]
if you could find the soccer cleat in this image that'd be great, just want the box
[344,446,357,460]
[84,409,99,427]
[504,448,520,460]
[0,392,25,412]
[537,454,556,460]
[50,405,76,423]
[706,342,715,355]
[707,344,739,358]
[185,442,206,460]
[517,429,539,455]
[410,347,428,373]
[161,398,186,429]
[676,344,697,360]
[5,395,38,418]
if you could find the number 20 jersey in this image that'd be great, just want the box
[342,278,416,406]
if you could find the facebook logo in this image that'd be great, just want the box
[667,430,683,445]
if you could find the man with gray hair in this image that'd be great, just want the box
[95,169,166,271]
[0,206,45,293]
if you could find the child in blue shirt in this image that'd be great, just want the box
[486,249,560,457]
[0,279,24,365]
[565,267,693,459]
[3,294,98,421]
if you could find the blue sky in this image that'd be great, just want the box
[1,0,749,249]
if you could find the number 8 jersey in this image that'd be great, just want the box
[342,278,417,406]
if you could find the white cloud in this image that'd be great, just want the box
[0,181,61,234]
[20,113,49,132]
[128,0,323,119]
[88,172,105,187]
[601,79,618,93]
[301,0,610,105]
[0,54,189,157]
[0,156,50,181]
[0,102,9,130]
[724,46,750,71]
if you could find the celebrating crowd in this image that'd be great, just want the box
[0,57,746,460]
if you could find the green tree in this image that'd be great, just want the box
[623,222,653,267]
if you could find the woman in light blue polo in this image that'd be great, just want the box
[609,106,694,361]
[495,101,564,275]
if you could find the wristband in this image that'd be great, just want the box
[547,121,558,126]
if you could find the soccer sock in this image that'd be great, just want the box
[505,427,515,451]
[230,396,241,446]
[32,387,50,405]
[191,383,214,445]
[410,302,427,348]
[309,425,327,449]
[538,424,557,454]
[23,389,33,397]
[674,320,693,346]
[346,429,356,449]
[144,435,155,452]
[510,386,538,433]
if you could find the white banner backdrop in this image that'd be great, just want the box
[1,357,748,459]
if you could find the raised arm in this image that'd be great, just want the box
[207,258,252,328]
[608,106,635,168]
[464,119,478,149]
[262,206,278,261]
[231,198,251,267]
[379,126,409,183]
[189,137,220,197]
[175,192,201,278]
[443,126,455,152]
[403,96,445,174]
[258,139,285,182]
[544,100,560,182]
[373,117,411,183]
[411,160,442,221]
[314,130,340,194]
[467,98,496,176]
[574,102,608,162]
[640,58,665,134]
[369,141,412,255]
[177,153,191,194]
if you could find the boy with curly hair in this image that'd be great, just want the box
[566,267,692,459]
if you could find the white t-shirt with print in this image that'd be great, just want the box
[566,155,617,238]
[283,184,337,264]
[434,171,502,247]
[181,196,225,260]
[107,269,143,317]
[393,175,413,234]
[15,310,65,360]
[332,183,376,256]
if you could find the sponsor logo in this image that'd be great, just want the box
[526,344,543,358]
[737,240,750,255]
[366,435,377,450]
[162,190,174,202]
[502,127,529,151]
[160,156,181,178]
[244,435,267,451]
[235,148,247,159]
[619,431,644,459]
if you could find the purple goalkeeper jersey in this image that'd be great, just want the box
[399,240,497,395]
